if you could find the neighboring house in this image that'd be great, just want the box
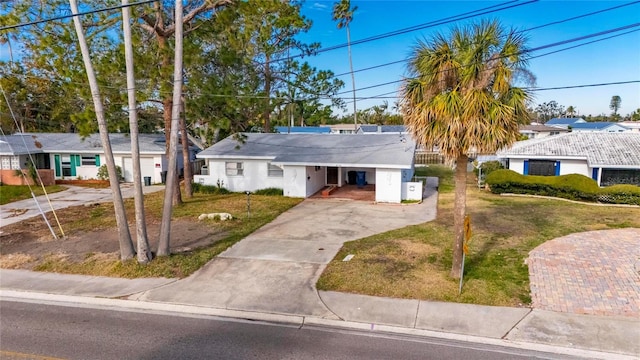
[618,121,640,133]
[497,132,640,186]
[545,117,586,129]
[274,126,330,134]
[569,122,629,133]
[320,123,360,134]
[195,133,421,203]
[0,133,196,185]
[519,124,569,139]
[357,125,407,134]
[0,134,54,185]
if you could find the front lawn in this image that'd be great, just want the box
[0,184,66,205]
[317,165,640,306]
[1,189,302,278]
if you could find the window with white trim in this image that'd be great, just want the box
[225,162,244,176]
[1,156,10,169]
[267,163,283,177]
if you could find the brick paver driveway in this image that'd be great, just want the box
[528,228,640,317]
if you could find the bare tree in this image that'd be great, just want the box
[69,0,135,260]
[122,0,152,263]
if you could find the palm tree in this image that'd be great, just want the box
[332,0,358,130]
[69,0,135,260]
[566,105,576,118]
[122,0,152,263]
[401,20,532,279]
[158,0,184,256]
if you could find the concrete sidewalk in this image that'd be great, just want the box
[0,184,164,227]
[0,269,637,359]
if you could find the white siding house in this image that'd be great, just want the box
[195,133,418,203]
[0,133,196,185]
[497,132,640,186]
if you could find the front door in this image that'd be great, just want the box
[327,167,338,185]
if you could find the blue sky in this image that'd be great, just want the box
[299,0,640,118]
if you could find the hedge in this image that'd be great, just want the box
[485,169,640,205]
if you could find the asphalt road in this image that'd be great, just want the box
[0,300,575,360]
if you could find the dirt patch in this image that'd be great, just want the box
[0,218,226,269]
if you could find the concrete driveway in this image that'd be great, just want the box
[137,189,438,317]
[0,184,164,228]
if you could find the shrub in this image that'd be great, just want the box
[192,182,230,195]
[485,169,640,205]
[253,187,283,196]
[598,185,640,205]
[96,164,123,181]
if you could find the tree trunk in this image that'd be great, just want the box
[263,54,271,133]
[122,0,152,263]
[159,38,182,206]
[346,25,357,131]
[180,99,192,198]
[70,0,135,261]
[450,154,468,279]
[157,0,184,257]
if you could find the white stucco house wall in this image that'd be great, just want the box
[195,133,419,203]
[497,132,640,186]
[0,133,196,185]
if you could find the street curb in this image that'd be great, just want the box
[303,317,636,360]
[2,290,635,360]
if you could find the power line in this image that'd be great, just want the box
[334,1,640,78]
[281,0,538,63]
[0,0,157,32]
[528,80,640,91]
[335,22,640,96]
[2,22,638,107]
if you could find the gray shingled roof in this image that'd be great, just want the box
[197,133,416,168]
[497,132,640,167]
[0,134,46,155]
[359,125,407,133]
[519,124,569,132]
[1,133,168,155]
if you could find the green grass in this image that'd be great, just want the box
[0,185,66,205]
[317,171,640,307]
[24,190,301,278]
[415,165,454,193]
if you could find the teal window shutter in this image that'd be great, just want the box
[54,155,61,176]
[70,155,77,176]
[95,155,100,167]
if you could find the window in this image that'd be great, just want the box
[528,160,556,176]
[10,156,20,170]
[82,155,97,166]
[225,162,243,176]
[601,169,640,186]
[267,163,283,177]
[1,157,10,169]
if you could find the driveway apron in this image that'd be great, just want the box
[138,191,438,317]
